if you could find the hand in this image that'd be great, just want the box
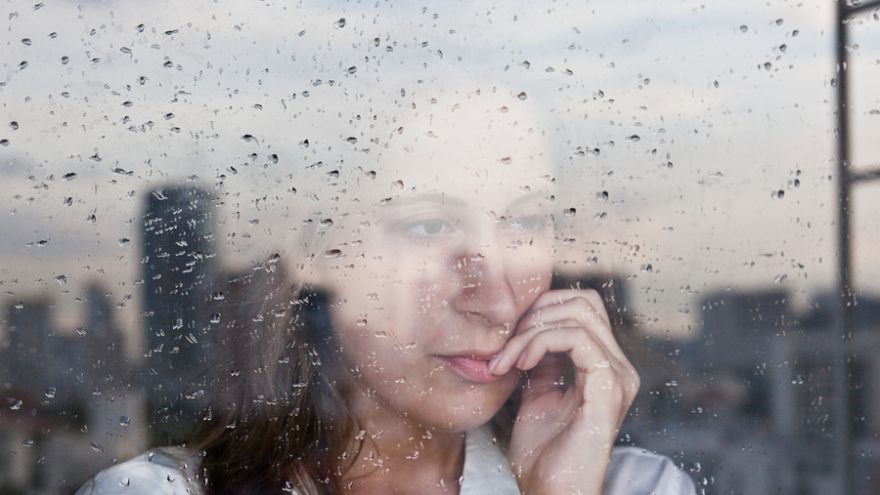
[488,289,640,495]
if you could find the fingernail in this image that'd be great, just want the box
[488,353,502,374]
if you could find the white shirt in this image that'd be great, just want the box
[75,426,696,494]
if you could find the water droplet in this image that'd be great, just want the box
[119,477,131,487]
[335,18,346,28]
[346,136,357,144]
[0,139,9,147]
[61,56,69,64]
[564,208,576,217]
[327,170,339,179]
[775,18,784,26]
[44,387,56,399]
[643,264,654,273]
[392,179,404,190]
[773,274,788,284]
[21,38,32,46]
[9,121,19,130]
[739,25,748,33]
[63,172,78,181]
[779,44,787,53]
[22,439,34,447]
[598,190,609,201]
[347,66,357,74]
[516,91,528,100]
[627,134,641,142]
[325,248,342,258]
[119,415,131,426]
[10,399,22,410]
[242,134,257,143]
[792,29,799,37]
[118,237,131,247]
[19,60,29,70]
[90,442,105,453]
[54,274,67,285]
[776,189,785,198]
[763,62,772,70]
[499,156,512,165]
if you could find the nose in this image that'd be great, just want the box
[450,231,518,329]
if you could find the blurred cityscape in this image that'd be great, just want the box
[1,183,879,494]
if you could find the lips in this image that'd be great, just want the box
[436,355,503,384]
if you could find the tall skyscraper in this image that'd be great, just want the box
[2,296,54,401]
[140,185,218,423]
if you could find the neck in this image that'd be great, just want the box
[340,386,466,493]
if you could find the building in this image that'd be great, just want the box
[140,184,218,435]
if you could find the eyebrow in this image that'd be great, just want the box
[382,190,550,210]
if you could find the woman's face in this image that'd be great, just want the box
[312,96,557,432]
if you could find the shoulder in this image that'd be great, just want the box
[604,446,697,495]
[74,447,202,495]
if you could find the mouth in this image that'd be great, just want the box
[435,354,504,384]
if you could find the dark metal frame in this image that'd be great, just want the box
[833,1,880,493]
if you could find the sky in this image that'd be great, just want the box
[1,0,880,354]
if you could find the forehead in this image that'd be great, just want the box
[355,93,558,211]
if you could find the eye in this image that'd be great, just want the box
[503,213,550,232]
[402,217,457,238]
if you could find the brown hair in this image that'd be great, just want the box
[191,256,365,494]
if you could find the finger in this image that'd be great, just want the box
[525,289,611,327]
[517,328,640,407]
[489,321,559,375]
[516,327,620,373]
[516,297,625,364]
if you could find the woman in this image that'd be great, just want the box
[76,83,696,494]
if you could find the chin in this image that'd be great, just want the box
[417,387,512,433]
